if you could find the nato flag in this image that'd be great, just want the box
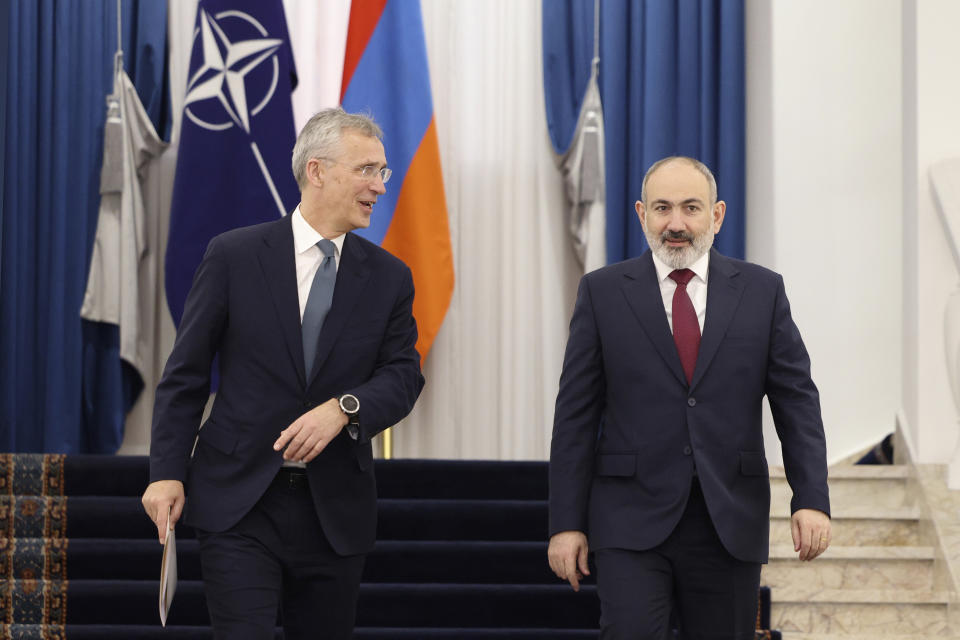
[166,0,299,326]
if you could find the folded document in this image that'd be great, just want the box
[159,511,177,626]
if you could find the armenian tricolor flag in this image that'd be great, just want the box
[340,0,454,363]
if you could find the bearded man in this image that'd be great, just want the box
[547,156,831,640]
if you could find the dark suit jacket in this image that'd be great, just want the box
[150,216,424,556]
[549,249,829,564]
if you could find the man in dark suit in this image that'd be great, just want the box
[141,108,424,639]
[547,156,831,639]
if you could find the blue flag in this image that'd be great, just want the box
[166,0,299,325]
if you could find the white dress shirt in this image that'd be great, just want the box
[285,207,348,467]
[292,205,344,320]
[650,249,710,334]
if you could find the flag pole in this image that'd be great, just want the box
[381,427,393,459]
[593,0,600,71]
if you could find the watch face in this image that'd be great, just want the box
[340,394,359,414]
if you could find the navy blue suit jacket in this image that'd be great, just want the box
[549,249,829,563]
[150,216,424,556]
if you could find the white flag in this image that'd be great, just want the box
[559,68,606,273]
[81,68,167,383]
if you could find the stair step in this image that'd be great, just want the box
[770,507,922,546]
[2,626,601,640]
[771,482,909,510]
[770,466,913,510]
[365,541,557,583]
[783,635,960,640]
[5,626,224,640]
[365,582,602,629]
[762,545,936,591]
[354,629,599,639]
[49,580,600,627]
[57,457,554,500]
[768,545,935,560]
[771,479,910,511]
[375,460,548,500]
[770,466,911,479]
[60,497,553,541]
[771,587,952,604]
[44,539,561,583]
[378,499,548,541]
[769,505,920,519]
[770,588,954,635]
[64,497,158,539]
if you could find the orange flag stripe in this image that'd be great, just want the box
[382,118,454,363]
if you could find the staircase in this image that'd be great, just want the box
[1,455,786,638]
[766,464,960,638]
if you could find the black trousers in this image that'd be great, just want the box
[196,468,365,640]
[594,479,762,640]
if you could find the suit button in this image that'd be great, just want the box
[303,400,313,409]
[687,397,696,407]
[683,446,692,455]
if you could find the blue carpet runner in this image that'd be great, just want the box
[0,454,781,639]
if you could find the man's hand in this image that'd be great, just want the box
[141,480,185,544]
[274,398,348,463]
[791,508,831,561]
[548,530,590,592]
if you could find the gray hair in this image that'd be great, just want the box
[291,107,384,190]
[641,156,718,205]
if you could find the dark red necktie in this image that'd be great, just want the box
[669,269,700,384]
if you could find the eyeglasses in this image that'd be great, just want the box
[318,158,392,184]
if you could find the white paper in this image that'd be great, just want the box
[159,508,178,627]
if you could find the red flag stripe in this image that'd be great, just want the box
[341,0,388,101]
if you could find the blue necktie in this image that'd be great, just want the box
[302,239,337,378]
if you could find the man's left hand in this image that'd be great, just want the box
[274,398,347,463]
[791,508,831,561]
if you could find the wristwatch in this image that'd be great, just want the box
[338,394,360,439]
[339,393,360,418]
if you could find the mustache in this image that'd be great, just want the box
[661,230,693,243]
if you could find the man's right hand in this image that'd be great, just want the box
[548,530,590,592]
[141,480,185,544]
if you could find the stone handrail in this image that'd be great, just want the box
[930,159,960,489]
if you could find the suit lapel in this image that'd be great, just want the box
[690,248,745,389]
[258,217,308,387]
[306,233,372,387]
[621,252,688,387]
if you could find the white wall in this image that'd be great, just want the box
[902,0,960,464]
[746,0,903,466]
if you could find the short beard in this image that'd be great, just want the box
[646,228,714,270]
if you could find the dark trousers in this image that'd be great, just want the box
[196,468,365,640]
[594,479,762,640]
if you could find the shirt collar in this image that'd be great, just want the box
[292,205,345,257]
[650,247,711,285]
